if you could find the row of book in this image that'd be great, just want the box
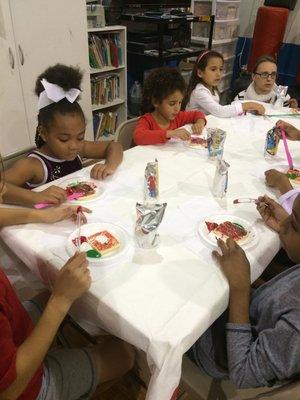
[91,74,120,105]
[89,33,122,69]
[93,111,118,140]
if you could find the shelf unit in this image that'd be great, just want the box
[87,25,127,140]
[121,13,215,61]
[191,0,240,92]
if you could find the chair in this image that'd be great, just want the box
[115,117,139,151]
[180,355,300,400]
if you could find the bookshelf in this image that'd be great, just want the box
[87,25,127,141]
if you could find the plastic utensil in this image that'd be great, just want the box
[281,129,294,170]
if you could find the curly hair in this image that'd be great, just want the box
[182,50,224,110]
[141,67,186,113]
[35,64,85,148]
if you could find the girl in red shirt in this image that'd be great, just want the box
[133,67,206,145]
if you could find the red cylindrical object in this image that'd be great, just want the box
[247,6,289,72]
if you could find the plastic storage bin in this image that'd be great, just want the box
[223,56,235,74]
[219,73,232,92]
[193,20,239,40]
[216,1,240,20]
[212,40,237,58]
[194,1,212,16]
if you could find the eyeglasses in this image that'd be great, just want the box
[254,72,277,80]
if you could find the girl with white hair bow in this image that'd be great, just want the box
[4,64,123,207]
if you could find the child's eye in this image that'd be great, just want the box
[59,138,69,143]
[77,136,84,141]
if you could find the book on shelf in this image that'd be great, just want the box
[93,111,118,140]
[89,33,123,69]
[91,74,120,105]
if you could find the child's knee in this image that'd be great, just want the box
[92,337,135,383]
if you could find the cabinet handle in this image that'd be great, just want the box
[8,47,15,69]
[18,44,24,65]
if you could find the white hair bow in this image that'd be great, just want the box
[38,78,81,110]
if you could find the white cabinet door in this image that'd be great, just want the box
[9,0,93,144]
[0,0,32,157]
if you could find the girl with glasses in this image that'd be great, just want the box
[235,55,298,107]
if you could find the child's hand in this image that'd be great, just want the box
[37,205,92,224]
[90,163,116,180]
[243,102,265,115]
[52,252,91,310]
[192,120,205,135]
[212,238,251,292]
[34,186,67,205]
[166,129,190,141]
[256,195,288,232]
[265,169,292,194]
[276,120,300,141]
[289,98,298,108]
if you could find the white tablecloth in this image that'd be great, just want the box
[1,111,300,400]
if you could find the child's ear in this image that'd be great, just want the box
[38,125,47,142]
[152,97,159,108]
[197,70,202,79]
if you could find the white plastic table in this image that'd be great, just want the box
[1,111,300,400]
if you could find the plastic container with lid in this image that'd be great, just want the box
[129,81,142,116]
[216,1,240,20]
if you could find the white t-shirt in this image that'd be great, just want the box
[186,83,243,117]
[234,82,290,105]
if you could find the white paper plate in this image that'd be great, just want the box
[198,214,258,250]
[66,222,130,266]
[184,129,208,150]
[59,176,105,204]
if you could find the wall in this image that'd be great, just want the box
[234,0,300,86]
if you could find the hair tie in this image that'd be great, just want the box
[196,50,211,64]
[38,78,81,110]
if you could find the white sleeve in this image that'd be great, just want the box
[278,188,300,214]
[188,86,243,118]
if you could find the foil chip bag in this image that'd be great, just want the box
[144,159,159,203]
[273,85,288,109]
[264,126,280,157]
[207,128,226,160]
[212,159,230,198]
[135,202,167,248]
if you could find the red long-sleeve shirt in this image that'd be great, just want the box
[0,269,43,399]
[133,111,206,145]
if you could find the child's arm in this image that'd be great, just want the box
[133,116,170,145]
[0,205,91,227]
[133,117,190,145]
[188,86,265,117]
[0,253,90,400]
[4,158,67,206]
[176,111,206,135]
[3,183,67,207]
[81,140,123,180]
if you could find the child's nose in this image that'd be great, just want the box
[69,142,80,150]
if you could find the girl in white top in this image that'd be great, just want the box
[183,50,265,117]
